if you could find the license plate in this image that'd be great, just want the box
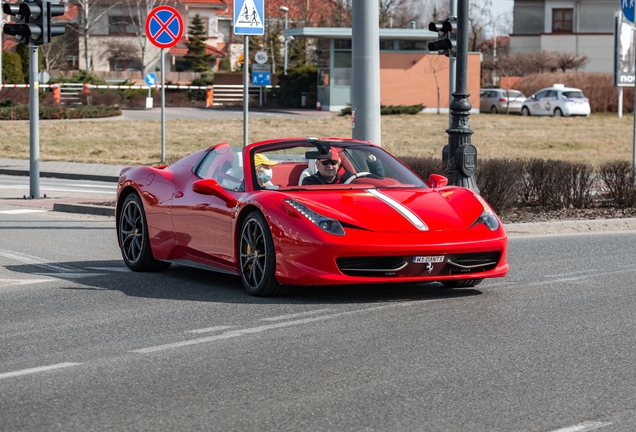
[413,255,444,264]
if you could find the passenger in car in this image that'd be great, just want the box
[301,150,384,185]
[254,153,279,189]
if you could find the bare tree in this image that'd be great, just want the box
[379,0,424,28]
[124,0,168,76]
[554,51,589,72]
[423,55,448,114]
[40,31,77,71]
[74,0,122,71]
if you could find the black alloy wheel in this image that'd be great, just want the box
[118,193,170,272]
[239,211,287,296]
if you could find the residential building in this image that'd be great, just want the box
[509,0,615,72]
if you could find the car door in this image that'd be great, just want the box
[542,90,558,115]
[171,144,243,271]
[529,90,549,115]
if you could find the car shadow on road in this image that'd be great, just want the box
[5,260,483,305]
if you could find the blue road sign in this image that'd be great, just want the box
[622,0,635,23]
[146,6,184,49]
[234,0,264,35]
[145,72,158,86]
[252,72,271,86]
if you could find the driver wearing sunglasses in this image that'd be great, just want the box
[301,149,384,185]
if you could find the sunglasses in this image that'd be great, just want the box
[320,159,339,166]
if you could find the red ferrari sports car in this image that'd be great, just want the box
[116,138,508,296]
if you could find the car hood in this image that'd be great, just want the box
[284,187,485,233]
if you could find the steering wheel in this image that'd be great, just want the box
[343,172,372,184]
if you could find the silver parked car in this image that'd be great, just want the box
[480,88,526,114]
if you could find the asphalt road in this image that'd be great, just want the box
[1,208,636,431]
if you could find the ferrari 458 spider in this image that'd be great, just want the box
[116,138,508,296]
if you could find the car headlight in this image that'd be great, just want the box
[284,199,345,236]
[473,193,499,231]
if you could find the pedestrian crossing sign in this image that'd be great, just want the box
[233,0,264,35]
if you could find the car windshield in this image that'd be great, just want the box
[563,91,585,98]
[249,142,428,191]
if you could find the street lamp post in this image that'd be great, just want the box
[280,6,289,75]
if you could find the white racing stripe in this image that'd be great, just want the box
[549,421,612,432]
[0,362,82,380]
[366,189,428,231]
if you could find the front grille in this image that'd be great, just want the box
[337,256,407,276]
[446,252,500,275]
[336,251,501,278]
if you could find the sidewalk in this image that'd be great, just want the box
[0,157,124,183]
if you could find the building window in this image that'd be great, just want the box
[552,8,573,32]
[380,40,395,50]
[110,59,141,71]
[397,40,427,51]
[109,16,139,34]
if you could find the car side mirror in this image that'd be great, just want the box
[192,179,238,207]
[427,174,448,188]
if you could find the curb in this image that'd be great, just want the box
[53,202,115,217]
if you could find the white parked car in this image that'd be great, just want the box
[521,84,591,117]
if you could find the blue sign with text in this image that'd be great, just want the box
[252,72,271,86]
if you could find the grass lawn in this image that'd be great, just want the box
[0,113,632,166]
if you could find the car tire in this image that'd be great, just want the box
[490,106,498,114]
[239,211,288,296]
[441,279,484,288]
[553,108,563,117]
[118,192,171,272]
[521,107,530,116]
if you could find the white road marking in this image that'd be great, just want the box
[2,184,116,192]
[0,362,82,380]
[487,267,636,290]
[34,272,105,279]
[549,421,612,432]
[187,325,237,334]
[0,279,52,288]
[0,209,48,214]
[260,308,335,321]
[0,249,81,273]
[85,267,130,272]
[132,302,418,354]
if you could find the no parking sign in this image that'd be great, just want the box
[146,6,184,49]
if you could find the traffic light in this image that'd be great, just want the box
[2,0,65,45]
[428,17,457,57]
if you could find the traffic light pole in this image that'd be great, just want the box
[29,44,40,198]
[446,0,478,192]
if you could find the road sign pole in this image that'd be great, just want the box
[243,35,249,147]
[161,48,166,164]
[29,44,40,199]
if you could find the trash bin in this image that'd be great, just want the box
[301,92,307,107]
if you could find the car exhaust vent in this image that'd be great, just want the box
[336,256,408,276]
[446,252,500,275]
